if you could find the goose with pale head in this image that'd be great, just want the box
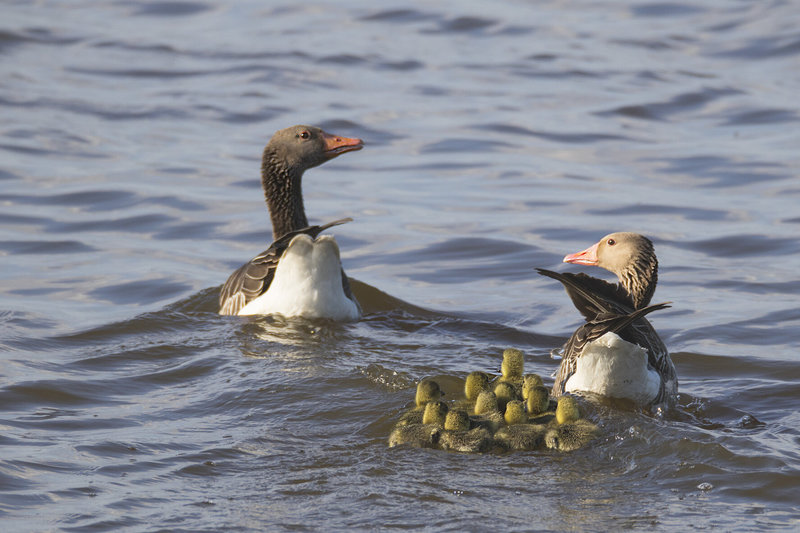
[538,232,677,408]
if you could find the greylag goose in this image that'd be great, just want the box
[219,125,363,319]
[537,232,677,407]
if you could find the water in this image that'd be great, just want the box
[2,0,799,530]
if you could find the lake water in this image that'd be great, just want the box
[1,0,799,530]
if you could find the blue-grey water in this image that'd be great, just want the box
[2,0,799,531]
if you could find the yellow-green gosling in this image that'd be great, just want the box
[521,374,544,400]
[500,348,525,383]
[454,371,492,412]
[494,381,518,412]
[494,399,548,451]
[545,396,599,452]
[504,400,527,425]
[471,391,504,433]
[422,401,448,427]
[415,379,443,408]
[396,379,444,427]
[526,386,550,416]
[440,409,493,453]
[389,385,447,448]
[445,409,471,432]
[388,424,441,449]
[555,395,581,424]
[465,371,491,401]
[473,391,498,415]
[544,421,598,452]
[494,423,548,452]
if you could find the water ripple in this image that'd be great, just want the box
[676,234,800,258]
[360,9,433,24]
[131,1,213,17]
[597,87,742,121]
[477,122,636,143]
[0,240,96,254]
[715,34,800,59]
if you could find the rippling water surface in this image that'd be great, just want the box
[2,0,799,530]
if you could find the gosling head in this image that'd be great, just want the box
[556,396,581,425]
[422,400,449,426]
[501,348,524,381]
[474,391,499,415]
[526,386,550,416]
[464,371,491,401]
[504,400,527,425]
[415,379,443,408]
[522,374,544,399]
[444,409,471,432]
[494,381,518,411]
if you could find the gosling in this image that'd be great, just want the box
[439,409,493,453]
[500,348,525,384]
[396,379,444,427]
[471,391,504,433]
[544,396,598,452]
[494,400,547,451]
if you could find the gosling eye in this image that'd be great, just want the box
[297,130,310,140]
[607,238,616,246]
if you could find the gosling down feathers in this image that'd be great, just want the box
[544,396,599,452]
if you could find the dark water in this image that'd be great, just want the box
[2,0,799,530]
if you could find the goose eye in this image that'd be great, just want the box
[607,238,616,246]
[298,131,310,140]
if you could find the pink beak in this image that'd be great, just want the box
[563,241,600,266]
[322,132,364,157]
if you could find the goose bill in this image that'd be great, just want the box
[563,241,600,265]
[322,132,364,158]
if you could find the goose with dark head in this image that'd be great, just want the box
[219,125,363,319]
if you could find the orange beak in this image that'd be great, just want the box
[322,132,364,158]
[563,241,600,266]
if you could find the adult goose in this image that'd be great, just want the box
[219,125,363,319]
[537,232,677,408]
